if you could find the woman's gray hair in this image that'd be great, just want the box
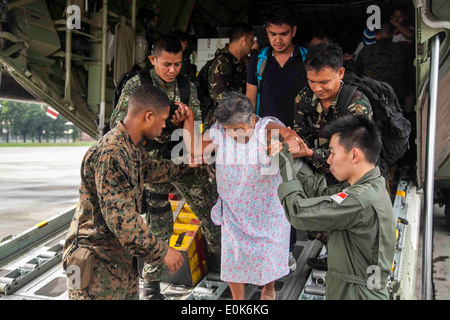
[213,92,254,126]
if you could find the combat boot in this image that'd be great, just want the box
[142,281,171,300]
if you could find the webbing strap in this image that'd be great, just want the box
[255,47,269,116]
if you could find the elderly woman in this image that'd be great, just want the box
[180,92,301,300]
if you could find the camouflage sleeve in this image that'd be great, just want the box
[142,152,193,184]
[291,88,309,136]
[95,151,168,266]
[187,81,202,121]
[310,148,331,172]
[110,75,142,129]
[209,56,231,103]
[346,90,373,120]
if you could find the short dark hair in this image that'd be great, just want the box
[325,115,382,165]
[153,34,182,57]
[305,42,343,72]
[309,29,328,42]
[228,22,254,43]
[128,84,170,115]
[265,6,296,28]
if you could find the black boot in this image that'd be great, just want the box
[142,281,171,300]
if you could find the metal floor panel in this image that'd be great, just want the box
[185,231,323,301]
[1,229,322,300]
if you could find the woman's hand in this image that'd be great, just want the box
[266,139,284,157]
[283,134,313,159]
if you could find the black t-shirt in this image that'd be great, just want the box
[247,46,307,127]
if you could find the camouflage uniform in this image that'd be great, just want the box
[209,48,247,102]
[292,82,373,183]
[205,48,248,125]
[355,38,409,103]
[110,68,220,283]
[62,122,189,299]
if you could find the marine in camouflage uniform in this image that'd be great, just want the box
[292,82,373,184]
[110,67,220,285]
[62,121,188,300]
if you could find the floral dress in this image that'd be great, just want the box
[209,116,290,285]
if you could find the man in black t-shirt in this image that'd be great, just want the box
[246,6,307,128]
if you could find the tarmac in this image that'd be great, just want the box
[0,146,449,300]
[415,204,450,300]
[0,146,89,240]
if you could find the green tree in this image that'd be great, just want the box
[0,102,12,142]
[0,100,81,143]
[8,101,30,142]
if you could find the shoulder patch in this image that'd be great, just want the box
[330,192,349,204]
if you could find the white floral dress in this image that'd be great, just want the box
[209,116,290,285]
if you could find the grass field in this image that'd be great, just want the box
[0,142,95,147]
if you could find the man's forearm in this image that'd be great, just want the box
[183,117,204,158]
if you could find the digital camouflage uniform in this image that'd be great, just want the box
[109,68,220,282]
[277,149,396,300]
[205,48,248,125]
[354,38,409,103]
[292,82,373,183]
[62,122,190,299]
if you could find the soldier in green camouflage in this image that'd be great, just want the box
[209,22,255,101]
[291,42,372,184]
[62,85,184,300]
[109,34,220,300]
[205,22,255,125]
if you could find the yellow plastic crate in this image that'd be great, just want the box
[161,202,208,286]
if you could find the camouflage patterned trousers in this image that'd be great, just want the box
[68,257,139,300]
[142,163,220,282]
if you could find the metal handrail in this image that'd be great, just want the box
[422,34,440,301]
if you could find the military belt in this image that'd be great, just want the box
[144,190,169,201]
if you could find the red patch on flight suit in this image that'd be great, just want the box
[330,192,349,204]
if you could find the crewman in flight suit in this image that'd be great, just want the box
[274,114,396,300]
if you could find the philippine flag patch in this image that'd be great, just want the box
[330,192,349,204]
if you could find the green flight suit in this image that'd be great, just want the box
[277,148,396,300]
